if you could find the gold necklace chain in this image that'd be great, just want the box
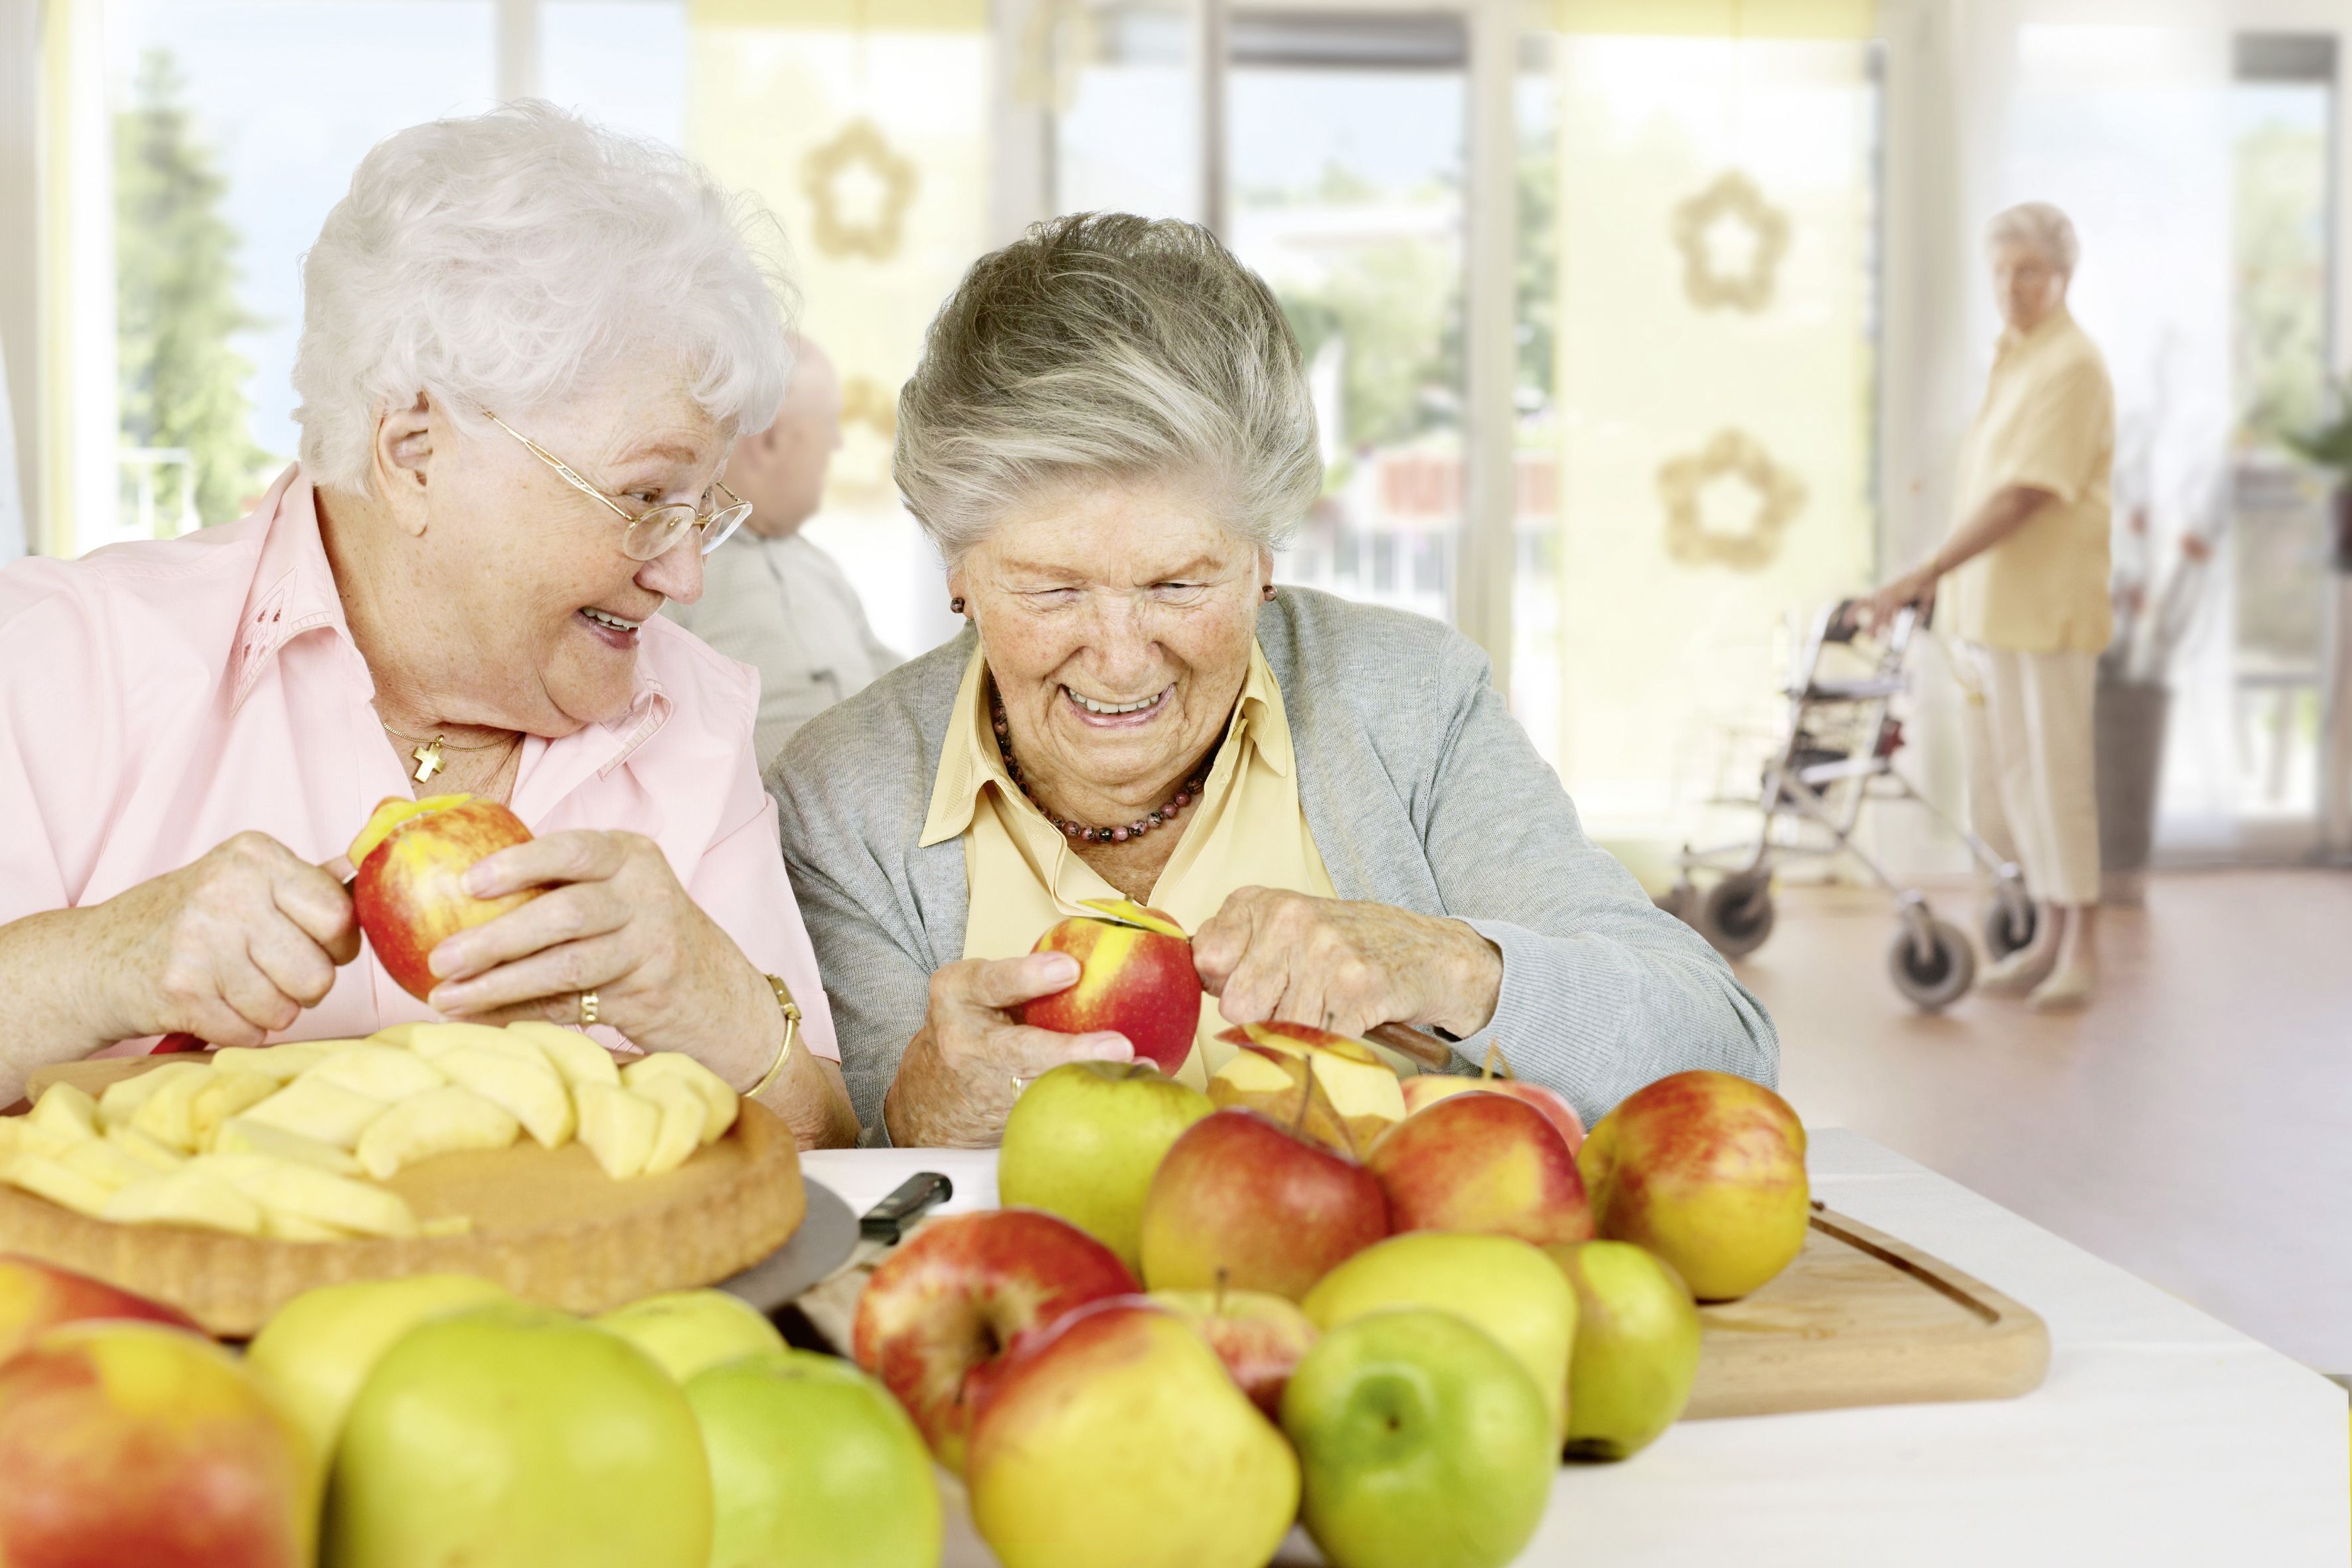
[382,726,522,785]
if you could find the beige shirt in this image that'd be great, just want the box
[917,641,1348,1089]
[664,530,901,771]
[1944,307,2116,655]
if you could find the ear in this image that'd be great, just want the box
[372,393,437,539]
[1257,546,1276,591]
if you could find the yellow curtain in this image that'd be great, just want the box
[1553,0,1873,39]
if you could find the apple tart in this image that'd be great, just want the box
[0,1022,804,1335]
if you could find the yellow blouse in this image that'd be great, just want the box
[917,641,1343,1090]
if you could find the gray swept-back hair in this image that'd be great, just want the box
[293,101,793,495]
[893,212,1323,563]
[1986,201,2080,275]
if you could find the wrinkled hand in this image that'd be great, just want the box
[1853,566,1938,637]
[885,952,1135,1148]
[92,831,359,1047]
[1191,887,1502,1042]
[422,830,767,1066]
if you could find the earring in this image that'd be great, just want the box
[950,596,966,614]
[1261,584,1277,603]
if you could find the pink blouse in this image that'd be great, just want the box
[0,468,838,1061]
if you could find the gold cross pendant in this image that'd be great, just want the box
[410,738,445,783]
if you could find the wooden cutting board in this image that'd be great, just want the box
[1684,1203,2049,1419]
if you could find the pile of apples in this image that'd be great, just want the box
[0,1254,939,1568]
[852,1030,1812,1568]
[0,1023,743,1242]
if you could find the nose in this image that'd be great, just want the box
[1077,593,1161,692]
[636,534,706,606]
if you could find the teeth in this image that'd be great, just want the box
[1068,688,1163,716]
[582,608,643,633]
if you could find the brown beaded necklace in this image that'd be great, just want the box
[990,690,1212,845]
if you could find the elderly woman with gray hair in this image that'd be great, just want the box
[1863,201,2114,1011]
[0,104,858,1145]
[771,213,1776,1146]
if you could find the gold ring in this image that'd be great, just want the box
[578,989,600,1028]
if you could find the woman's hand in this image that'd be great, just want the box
[1192,887,1502,1042]
[1855,565,1938,635]
[91,831,360,1047]
[884,953,1136,1148]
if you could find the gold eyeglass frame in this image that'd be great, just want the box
[486,412,753,561]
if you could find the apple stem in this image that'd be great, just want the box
[1482,1040,1516,1082]
[1214,1268,1229,1317]
[1291,1068,1314,1136]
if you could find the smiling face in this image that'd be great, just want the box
[395,375,732,735]
[1990,237,2067,336]
[951,479,1269,822]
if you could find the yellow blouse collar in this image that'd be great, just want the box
[919,641,1293,849]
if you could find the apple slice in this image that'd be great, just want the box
[5,1154,116,1217]
[214,1117,364,1176]
[575,1083,661,1180]
[259,1210,350,1243]
[29,1083,100,1143]
[127,1065,220,1153]
[96,1061,207,1138]
[507,1022,623,1089]
[240,1076,390,1150]
[189,1071,280,1148]
[635,1077,708,1176]
[391,1021,546,1065]
[210,1042,341,1083]
[621,1054,738,1146]
[106,1125,187,1174]
[1075,898,1190,940]
[58,1140,151,1195]
[194,1153,419,1238]
[301,1045,449,1103]
[100,1168,265,1235]
[354,1086,522,1180]
[346,793,475,868]
[433,1046,574,1150]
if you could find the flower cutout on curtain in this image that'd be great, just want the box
[1013,0,1099,114]
[1671,170,1791,314]
[1657,428,1808,572]
[840,376,898,439]
[803,118,920,263]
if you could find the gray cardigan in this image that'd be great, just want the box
[768,588,1777,1136]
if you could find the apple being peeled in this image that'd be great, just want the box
[1019,899,1203,1075]
[850,1208,1137,1473]
[1400,1074,1586,1156]
[1370,1091,1594,1247]
[1547,1240,1701,1461]
[1578,1069,1810,1301]
[0,1320,320,1568]
[349,794,539,1001]
[967,1299,1298,1568]
[1282,1309,1555,1568]
[998,1061,1214,1272]
[685,1350,941,1568]
[0,1253,199,1364]
[1138,1108,1389,1301]
[1150,1288,1318,1416]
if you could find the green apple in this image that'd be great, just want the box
[327,1304,712,1568]
[1549,1240,1702,1460]
[684,1350,941,1568]
[244,1273,512,1458]
[967,1299,1298,1568]
[594,1289,785,1382]
[1281,1310,1556,1568]
[1300,1232,1577,1438]
[998,1061,1214,1271]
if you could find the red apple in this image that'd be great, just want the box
[1578,1069,1810,1300]
[1149,1287,1318,1416]
[0,1254,199,1365]
[850,1208,1137,1473]
[1370,1091,1594,1247]
[1019,899,1203,1075]
[1400,1074,1586,1156]
[966,1298,1298,1568]
[0,1320,319,1568]
[350,794,540,1000]
[1137,1109,1389,1300]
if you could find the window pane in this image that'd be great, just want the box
[1055,1,1200,221]
[1228,15,1467,626]
[543,0,690,148]
[103,1,495,548]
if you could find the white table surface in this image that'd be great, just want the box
[801,1129,2351,1566]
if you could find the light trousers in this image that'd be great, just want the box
[1958,643,2102,907]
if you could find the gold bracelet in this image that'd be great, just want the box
[744,973,801,1101]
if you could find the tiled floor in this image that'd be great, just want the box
[1736,869,2352,1372]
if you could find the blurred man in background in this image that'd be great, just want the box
[666,339,900,769]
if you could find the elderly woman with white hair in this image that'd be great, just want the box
[1863,200,2114,1010]
[0,104,858,1145]
[772,213,1776,1146]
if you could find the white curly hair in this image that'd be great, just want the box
[1986,201,2080,275]
[292,101,794,495]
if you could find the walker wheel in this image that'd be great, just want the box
[1698,875,1775,959]
[1982,900,2037,961]
[1889,919,1976,1012]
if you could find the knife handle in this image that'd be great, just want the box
[860,1171,954,1244]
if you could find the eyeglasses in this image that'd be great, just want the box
[486,413,753,561]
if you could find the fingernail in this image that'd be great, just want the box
[1042,953,1080,984]
[1085,1035,1133,1061]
